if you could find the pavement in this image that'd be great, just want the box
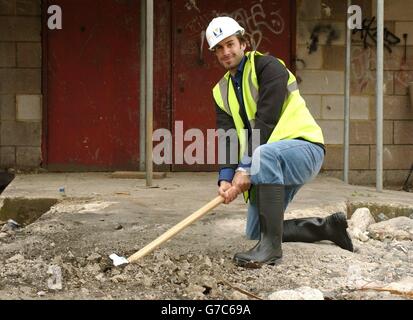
[1,172,413,224]
[1,172,412,300]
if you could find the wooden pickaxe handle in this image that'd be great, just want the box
[127,195,224,263]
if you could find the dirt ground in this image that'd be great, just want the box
[0,173,412,300]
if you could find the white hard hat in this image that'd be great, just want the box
[205,16,245,51]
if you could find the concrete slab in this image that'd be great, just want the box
[0,172,412,300]
[2,172,412,216]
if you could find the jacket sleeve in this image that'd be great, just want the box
[241,55,289,166]
[215,101,238,184]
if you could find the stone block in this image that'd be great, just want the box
[351,69,394,95]
[384,170,413,186]
[16,0,41,16]
[16,94,42,121]
[0,120,41,146]
[382,96,413,120]
[0,0,15,15]
[319,0,347,20]
[297,70,344,94]
[370,145,413,170]
[297,0,321,21]
[297,21,345,47]
[323,45,345,71]
[0,69,41,94]
[0,69,16,93]
[17,42,41,67]
[322,145,370,170]
[394,70,413,95]
[321,170,376,186]
[350,46,394,95]
[349,120,393,145]
[296,45,323,70]
[395,22,413,46]
[15,69,41,93]
[0,42,15,67]
[302,95,321,119]
[372,0,413,21]
[317,120,343,144]
[321,95,369,120]
[0,95,16,120]
[0,146,15,167]
[370,46,413,72]
[0,17,40,41]
[16,146,41,167]
[394,121,413,144]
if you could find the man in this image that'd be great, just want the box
[206,16,353,267]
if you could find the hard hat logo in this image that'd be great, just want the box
[213,27,223,38]
[206,16,245,51]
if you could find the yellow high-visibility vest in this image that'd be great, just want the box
[213,51,324,201]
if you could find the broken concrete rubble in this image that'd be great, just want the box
[0,173,412,300]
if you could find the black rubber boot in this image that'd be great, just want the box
[282,212,354,252]
[233,184,284,267]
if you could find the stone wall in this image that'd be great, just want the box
[0,0,42,169]
[296,0,413,186]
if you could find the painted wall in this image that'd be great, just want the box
[0,0,42,169]
[296,0,413,186]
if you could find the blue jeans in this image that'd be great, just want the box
[246,139,324,240]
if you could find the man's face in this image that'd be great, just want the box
[213,35,246,74]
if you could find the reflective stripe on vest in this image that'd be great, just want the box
[213,51,324,201]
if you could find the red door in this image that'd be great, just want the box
[171,0,295,171]
[44,0,140,171]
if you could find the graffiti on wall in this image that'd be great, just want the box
[308,24,340,54]
[352,17,400,53]
[351,47,374,93]
[221,3,285,50]
[351,46,412,94]
[184,1,285,56]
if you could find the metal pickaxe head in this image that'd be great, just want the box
[109,254,129,267]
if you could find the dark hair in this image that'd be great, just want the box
[235,32,248,46]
